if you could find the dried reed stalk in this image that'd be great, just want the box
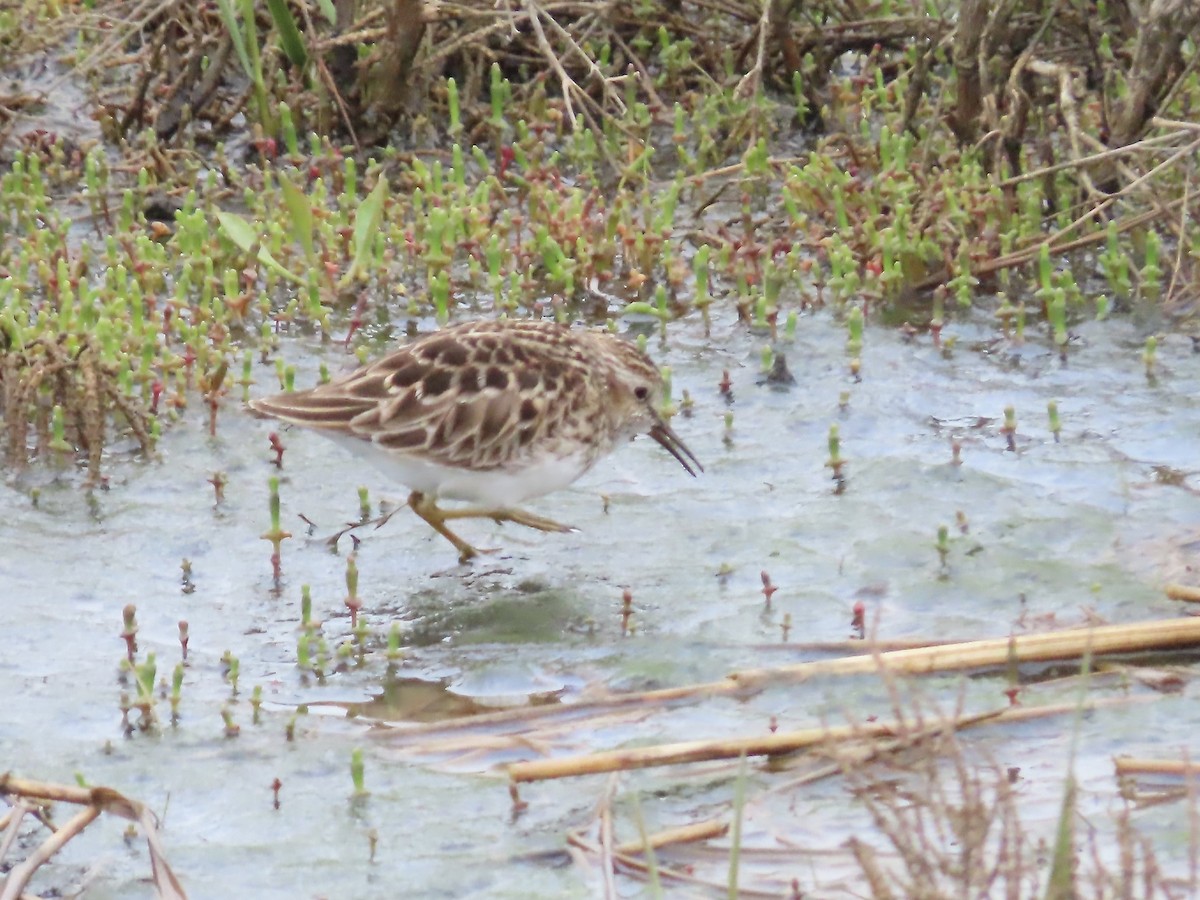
[508,696,1139,783]
[728,616,1200,688]
[378,616,1200,749]
[0,774,187,900]
[1115,758,1200,778]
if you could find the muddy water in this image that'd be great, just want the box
[3,303,1199,897]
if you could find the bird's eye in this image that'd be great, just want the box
[634,386,649,401]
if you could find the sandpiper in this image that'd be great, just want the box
[249,319,701,561]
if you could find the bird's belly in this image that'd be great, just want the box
[322,433,591,507]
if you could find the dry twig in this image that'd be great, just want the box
[0,774,187,900]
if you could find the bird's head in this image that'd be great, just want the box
[603,335,702,477]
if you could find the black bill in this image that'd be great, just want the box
[649,418,703,477]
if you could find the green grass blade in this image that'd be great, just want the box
[339,176,388,288]
[215,208,257,251]
[630,793,663,898]
[216,210,303,285]
[266,0,308,68]
[277,172,314,260]
[727,752,747,900]
[237,0,270,126]
[238,0,262,78]
[1044,772,1077,899]
[1043,632,1093,899]
[214,0,253,79]
[316,0,337,24]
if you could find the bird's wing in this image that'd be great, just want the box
[250,330,578,470]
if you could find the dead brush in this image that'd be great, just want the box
[837,728,1038,898]
[0,774,186,900]
[0,333,155,484]
[834,705,1192,899]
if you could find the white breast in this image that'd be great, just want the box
[320,432,593,507]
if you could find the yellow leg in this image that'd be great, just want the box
[438,506,576,534]
[407,491,577,562]
[408,491,484,562]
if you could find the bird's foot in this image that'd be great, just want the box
[485,509,577,534]
[456,544,502,564]
[409,491,504,562]
[432,503,575,534]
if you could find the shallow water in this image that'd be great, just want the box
[3,303,1200,897]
